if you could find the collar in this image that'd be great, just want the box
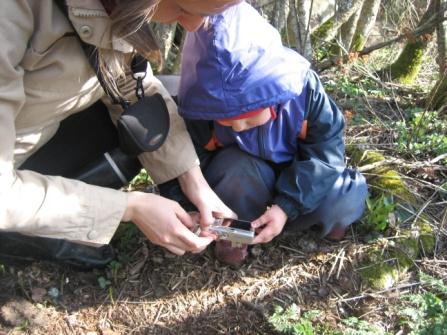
[66,0,133,52]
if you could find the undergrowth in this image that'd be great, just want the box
[266,45,445,334]
[268,273,447,335]
[395,108,447,161]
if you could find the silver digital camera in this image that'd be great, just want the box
[208,218,255,247]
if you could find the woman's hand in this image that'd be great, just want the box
[251,205,288,244]
[178,166,236,227]
[123,192,214,255]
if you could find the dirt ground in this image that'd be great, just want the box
[1,220,445,334]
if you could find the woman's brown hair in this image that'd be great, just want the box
[98,0,163,100]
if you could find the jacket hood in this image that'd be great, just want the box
[178,1,311,120]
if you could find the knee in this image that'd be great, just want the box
[203,146,276,218]
[289,169,368,236]
[204,146,276,195]
[330,169,368,222]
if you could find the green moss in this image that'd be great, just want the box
[389,41,425,84]
[417,222,436,254]
[360,247,399,290]
[348,149,384,167]
[360,260,399,290]
[359,226,434,289]
[311,18,334,44]
[351,35,366,52]
[393,236,419,270]
[359,224,436,289]
[357,150,385,166]
[347,149,416,203]
[359,240,414,289]
[373,170,416,203]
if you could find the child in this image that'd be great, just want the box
[176,1,368,266]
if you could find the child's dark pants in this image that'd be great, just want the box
[160,144,368,237]
[201,145,367,236]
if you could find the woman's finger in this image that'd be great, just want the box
[179,231,214,252]
[216,204,237,220]
[175,206,196,229]
[166,245,186,256]
[198,206,215,226]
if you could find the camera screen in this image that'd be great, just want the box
[228,219,252,231]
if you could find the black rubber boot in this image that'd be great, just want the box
[0,232,115,269]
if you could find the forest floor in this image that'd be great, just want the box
[1,53,446,335]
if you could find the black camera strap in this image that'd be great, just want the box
[54,0,147,110]
[54,0,170,157]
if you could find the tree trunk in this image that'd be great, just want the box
[427,0,447,114]
[311,0,365,45]
[387,0,437,84]
[351,0,382,52]
[427,74,447,114]
[170,30,186,75]
[437,0,447,73]
[333,6,362,56]
[152,22,178,73]
[289,0,313,60]
[272,0,290,34]
[317,1,442,71]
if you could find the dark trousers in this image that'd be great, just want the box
[19,101,119,177]
[1,102,131,268]
[160,145,368,237]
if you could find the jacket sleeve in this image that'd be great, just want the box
[102,69,200,184]
[274,70,346,221]
[0,0,127,245]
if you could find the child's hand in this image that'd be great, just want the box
[251,205,288,244]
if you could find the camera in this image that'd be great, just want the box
[209,218,255,247]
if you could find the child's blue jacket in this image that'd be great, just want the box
[178,2,347,220]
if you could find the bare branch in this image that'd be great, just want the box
[317,5,447,71]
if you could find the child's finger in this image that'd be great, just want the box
[252,226,275,244]
[251,215,269,229]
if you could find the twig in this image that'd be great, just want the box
[430,153,447,164]
[357,156,447,173]
[279,244,306,256]
[327,247,346,280]
[357,158,401,172]
[337,282,421,303]
[153,305,164,324]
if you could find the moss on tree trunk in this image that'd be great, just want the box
[311,0,364,46]
[427,74,447,112]
[350,0,381,52]
[385,0,436,84]
[311,18,334,45]
[350,35,366,52]
[388,41,426,84]
[331,8,362,56]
